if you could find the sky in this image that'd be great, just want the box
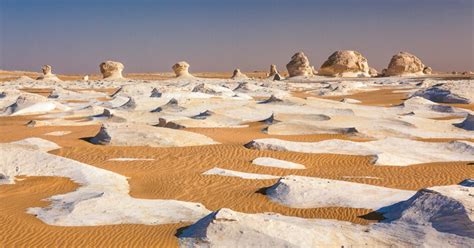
[0,0,472,74]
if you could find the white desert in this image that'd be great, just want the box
[1,51,473,247]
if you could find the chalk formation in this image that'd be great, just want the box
[286,52,314,77]
[172,61,193,78]
[231,69,248,80]
[100,61,124,80]
[268,64,283,80]
[384,52,429,76]
[36,65,60,81]
[319,50,371,77]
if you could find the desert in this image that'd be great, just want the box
[0,53,473,247]
[1,0,473,246]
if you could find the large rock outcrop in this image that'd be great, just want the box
[384,52,427,76]
[172,61,193,78]
[100,61,124,80]
[286,52,314,77]
[319,50,371,77]
[36,65,61,81]
[178,181,474,247]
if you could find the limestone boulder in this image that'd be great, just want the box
[385,52,426,76]
[100,61,124,80]
[318,50,370,77]
[286,52,314,77]
[172,61,193,78]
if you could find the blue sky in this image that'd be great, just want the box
[0,0,472,73]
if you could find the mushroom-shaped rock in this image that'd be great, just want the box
[172,61,193,78]
[100,61,124,80]
[231,69,248,80]
[318,50,370,77]
[36,65,61,81]
[83,75,89,81]
[286,52,314,77]
[384,52,426,76]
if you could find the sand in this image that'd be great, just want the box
[1,73,473,247]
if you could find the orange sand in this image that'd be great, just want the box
[1,84,473,247]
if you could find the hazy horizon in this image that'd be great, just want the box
[1,0,473,74]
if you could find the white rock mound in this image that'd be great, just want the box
[267,64,282,80]
[378,182,474,238]
[100,60,124,80]
[286,52,314,77]
[245,137,474,166]
[318,50,371,77]
[0,143,210,225]
[179,181,474,247]
[1,93,70,116]
[88,123,217,147]
[266,175,414,209]
[412,80,472,104]
[172,61,193,78]
[36,65,61,81]
[10,137,61,152]
[230,68,248,80]
[384,52,427,76]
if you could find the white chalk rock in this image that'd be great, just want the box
[286,52,314,77]
[88,123,217,147]
[0,144,210,225]
[10,138,61,152]
[319,50,371,77]
[245,137,474,166]
[36,65,61,81]
[266,175,414,209]
[252,157,305,169]
[172,61,193,78]
[385,52,426,76]
[100,60,124,80]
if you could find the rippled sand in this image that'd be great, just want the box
[1,84,473,247]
